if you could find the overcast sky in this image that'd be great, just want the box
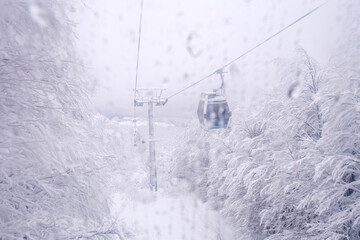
[73,0,357,119]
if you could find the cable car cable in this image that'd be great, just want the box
[166,72,217,99]
[166,0,330,100]
[134,0,144,97]
[133,0,144,145]
[220,0,329,70]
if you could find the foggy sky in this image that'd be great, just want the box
[73,0,356,119]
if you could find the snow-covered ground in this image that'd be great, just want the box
[112,192,235,240]
[111,117,236,240]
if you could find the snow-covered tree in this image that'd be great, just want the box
[171,19,360,239]
[0,1,132,239]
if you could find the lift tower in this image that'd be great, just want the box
[134,89,167,192]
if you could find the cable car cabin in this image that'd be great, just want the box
[197,92,231,129]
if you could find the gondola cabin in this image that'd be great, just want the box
[197,92,231,129]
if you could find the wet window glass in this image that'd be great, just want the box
[1,0,359,239]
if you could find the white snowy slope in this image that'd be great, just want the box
[113,193,235,240]
[110,117,237,240]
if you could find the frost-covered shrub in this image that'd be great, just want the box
[0,1,130,239]
[172,40,360,240]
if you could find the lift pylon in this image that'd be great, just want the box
[134,88,167,192]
